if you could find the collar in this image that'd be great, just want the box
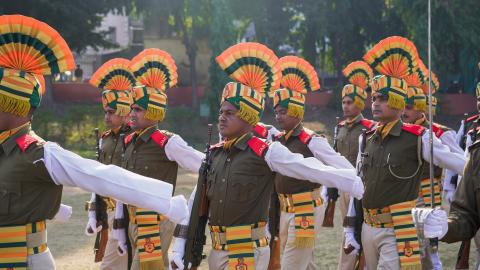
[1,124,31,156]
[137,125,158,142]
[284,122,303,141]
[346,114,363,126]
[376,119,402,139]
[231,132,253,151]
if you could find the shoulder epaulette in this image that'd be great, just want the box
[466,114,479,123]
[124,133,135,145]
[210,142,224,150]
[338,120,346,127]
[402,123,426,136]
[298,128,314,145]
[15,134,38,153]
[247,136,269,157]
[431,123,445,138]
[101,130,111,139]
[254,123,269,139]
[360,119,376,130]
[151,130,169,148]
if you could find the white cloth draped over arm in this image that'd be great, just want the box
[455,120,465,145]
[439,130,464,155]
[265,141,364,199]
[42,142,178,217]
[308,136,354,169]
[421,130,466,176]
[165,135,205,173]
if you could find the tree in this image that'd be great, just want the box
[0,0,134,52]
[206,0,236,119]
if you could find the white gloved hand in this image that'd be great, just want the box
[112,227,128,256]
[320,186,328,202]
[165,195,188,224]
[169,238,191,270]
[444,190,455,204]
[343,228,360,255]
[85,211,102,236]
[352,180,364,200]
[424,209,448,239]
[52,204,72,223]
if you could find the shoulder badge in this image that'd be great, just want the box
[402,123,426,136]
[15,134,39,153]
[298,128,314,145]
[431,123,445,138]
[151,130,169,148]
[254,123,269,139]
[124,133,135,145]
[247,136,269,157]
[360,119,376,130]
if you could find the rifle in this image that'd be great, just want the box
[92,128,109,262]
[344,128,367,270]
[181,124,213,269]
[267,188,281,270]
[323,117,341,227]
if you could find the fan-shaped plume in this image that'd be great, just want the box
[216,42,281,95]
[90,58,135,91]
[342,61,373,89]
[0,14,75,74]
[404,59,427,88]
[278,56,320,94]
[129,48,178,91]
[363,36,419,79]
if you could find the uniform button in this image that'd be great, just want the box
[109,155,112,159]
[226,158,230,162]
[145,166,149,170]
[222,178,226,182]
[133,150,137,154]
[219,200,223,203]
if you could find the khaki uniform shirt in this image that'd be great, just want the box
[361,121,424,209]
[99,125,131,166]
[207,133,275,226]
[337,114,375,165]
[443,137,480,243]
[0,126,62,226]
[122,126,178,193]
[273,124,320,194]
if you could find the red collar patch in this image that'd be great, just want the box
[124,133,135,145]
[247,136,269,157]
[401,123,425,136]
[151,130,169,148]
[254,124,268,138]
[298,129,313,145]
[15,134,38,152]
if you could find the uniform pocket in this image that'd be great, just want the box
[230,173,261,202]
[0,182,21,215]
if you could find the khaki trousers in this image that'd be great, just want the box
[101,210,128,270]
[361,222,401,270]
[208,246,270,270]
[279,205,324,270]
[128,219,176,270]
[337,192,356,270]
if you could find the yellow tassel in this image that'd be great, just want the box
[413,101,427,112]
[115,105,131,117]
[0,93,31,117]
[387,92,406,110]
[294,237,315,248]
[353,96,365,111]
[287,103,304,119]
[400,265,422,270]
[144,106,165,122]
[236,101,260,126]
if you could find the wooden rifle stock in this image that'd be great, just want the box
[455,240,470,270]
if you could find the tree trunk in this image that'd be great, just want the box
[188,48,198,109]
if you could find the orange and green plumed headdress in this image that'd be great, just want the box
[90,58,135,117]
[363,36,420,110]
[273,56,320,119]
[216,42,281,126]
[341,61,373,111]
[0,14,75,117]
[420,65,440,115]
[129,48,178,122]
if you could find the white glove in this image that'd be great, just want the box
[85,211,102,236]
[412,208,448,239]
[112,227,128,256]
[343,227,360,255]
[444,190,455,204]
[352,180,364,200]
[52,204,72,223]
[165,195,188,224]
[320,186,328,202]
[169,238,191,270]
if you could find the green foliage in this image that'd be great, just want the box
[0,0,135,52]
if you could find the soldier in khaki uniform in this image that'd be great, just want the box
[272,56,354,270]
[170,42,365,270]
[111,49,204,270]
[84,58,137,269]
[336,60,376,270]
[344,36,466,270]
[0,14,189,270]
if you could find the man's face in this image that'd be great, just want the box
[402,104,424,124]
[371,92,402,123]
[129,104,157,130]
[0,111,12,131]
[274,106,301,131]
[104,107,127,129]
[218,101,252,139]
[342,96,361,118]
